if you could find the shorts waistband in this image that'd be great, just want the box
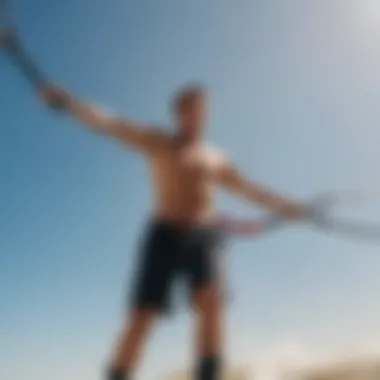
[149,218,218,234]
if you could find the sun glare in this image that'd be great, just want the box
[356,0,380,32]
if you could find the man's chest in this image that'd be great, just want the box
[156,145,225,181]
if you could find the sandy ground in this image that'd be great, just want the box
[160,349,380,379]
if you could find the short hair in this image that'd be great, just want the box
[172,84,206,113]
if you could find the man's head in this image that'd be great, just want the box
[172,84,207,141]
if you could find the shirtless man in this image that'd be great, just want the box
[40,84,304,380]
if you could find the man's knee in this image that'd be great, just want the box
[116,309,157,355]
[194,286,223,318]
[123,308,156,337]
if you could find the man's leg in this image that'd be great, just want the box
[108,309,156,380]
[193,285,224,380]
[186,229,226,380]
[107,221,176,380]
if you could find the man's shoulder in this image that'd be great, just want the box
[202,143,229,166]
[203,142,228,156]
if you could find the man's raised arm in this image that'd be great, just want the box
[217,160,305,220]
[40,85,169,153]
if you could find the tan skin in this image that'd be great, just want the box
[40,85,305,372]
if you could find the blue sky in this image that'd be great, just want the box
[1,0,380,378]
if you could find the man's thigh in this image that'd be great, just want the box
[184,229,227,307]
[130,223,179,314]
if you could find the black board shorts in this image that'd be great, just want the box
[130,219,226,315]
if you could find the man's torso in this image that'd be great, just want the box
[147,136,226,225]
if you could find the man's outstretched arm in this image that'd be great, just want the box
[40,85,169,153]
[217,160,305,220]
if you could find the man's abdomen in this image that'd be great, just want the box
[155,193,214,225]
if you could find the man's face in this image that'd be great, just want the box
[176,93,207,140]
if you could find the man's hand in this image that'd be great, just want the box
[217,161,307,220]
[40,85,71,110]
[275,202,307,221]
